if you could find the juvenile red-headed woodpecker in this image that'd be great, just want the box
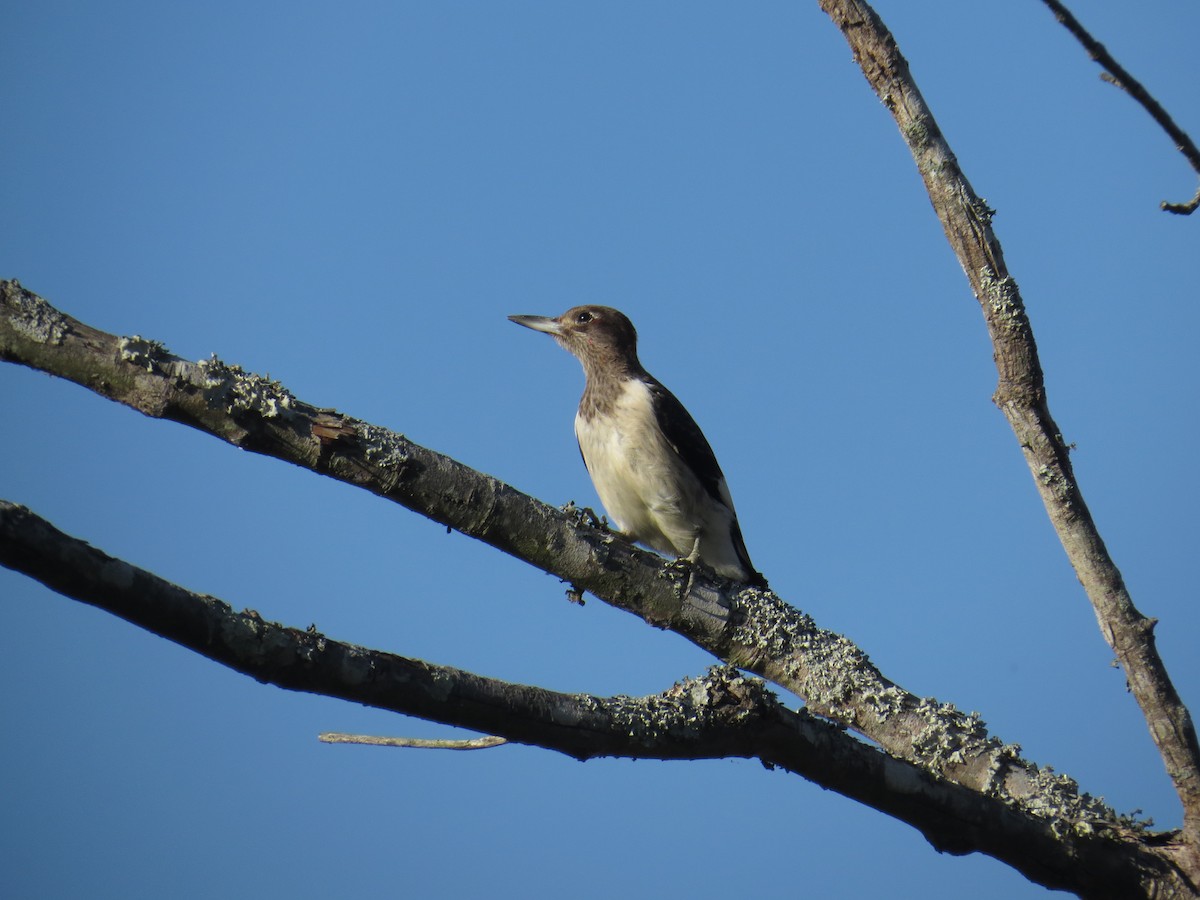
[509,305,766,588]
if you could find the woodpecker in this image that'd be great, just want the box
[509,305,766,587]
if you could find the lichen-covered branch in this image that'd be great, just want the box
[0,498,1181,898]
[0,281,1150,837]
[816,0,1200,859]
[0,284,1133,804]
[1038,0,1200,214]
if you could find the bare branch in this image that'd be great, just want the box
[0,280,1132,835]
[318,734,508,749]
[0,497,1181,898]
[816,0,1200,856]
[1039,0,1200,214]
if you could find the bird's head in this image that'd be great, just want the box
[508,306,642,376]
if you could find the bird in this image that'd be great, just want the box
[508,305,766,588]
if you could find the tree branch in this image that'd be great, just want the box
[0,279,1128,831]
[0,497,1182,898]
[816,0,1200,856]
[1038,0,1200,214]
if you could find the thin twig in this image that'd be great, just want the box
[1040,0,1200,214]
[319,733,507,750]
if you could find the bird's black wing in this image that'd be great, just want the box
[646,377,767,588]
[644,378,728,504]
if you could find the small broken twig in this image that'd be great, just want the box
[319,732,508,750]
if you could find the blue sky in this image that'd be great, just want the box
[2,2,1198,897]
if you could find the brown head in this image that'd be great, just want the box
[508,305,644,380]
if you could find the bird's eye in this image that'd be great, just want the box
[575,310,593,325]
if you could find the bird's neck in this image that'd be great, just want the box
[578,354,647,420]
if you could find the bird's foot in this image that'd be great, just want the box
[660,553,702,596]
[560,501,608,531]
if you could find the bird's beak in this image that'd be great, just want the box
[508,314,563,335]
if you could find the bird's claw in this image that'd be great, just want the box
[561,501,607,531]
[660,555,699,593]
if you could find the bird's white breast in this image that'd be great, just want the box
[575,379,718,559]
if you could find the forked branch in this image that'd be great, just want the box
[4,279,1195,894]
[0,280,1124,839]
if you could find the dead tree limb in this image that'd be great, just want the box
[0,280,1118,832]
